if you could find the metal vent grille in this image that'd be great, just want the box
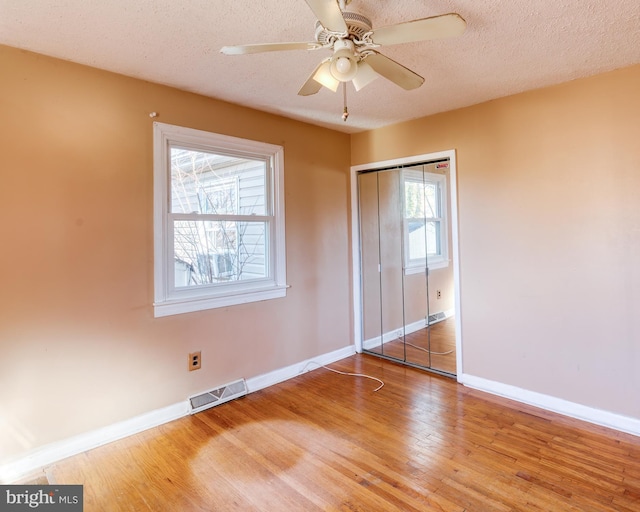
[189,378,247,414]
[428,312,446,325]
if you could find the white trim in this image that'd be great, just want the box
[363,327,408,351]
[404,259,449,275]
[460,373,640,437]
[448,151,463,377]
[246,345,356,392]
[0,345,355,484]
[401,169,448,271]
[271,146,287,290]
[0,402,189,484]
[351,151,456,173]
[362,310,455,350]
[154,284,288,317]
[350,150,463,377]
[152,122,287,317]
[351,165,363,353]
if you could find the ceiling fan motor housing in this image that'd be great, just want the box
[315,11,373,45]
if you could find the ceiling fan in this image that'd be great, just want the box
[221,0,466,118]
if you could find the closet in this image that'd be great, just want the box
[358,159,457,376]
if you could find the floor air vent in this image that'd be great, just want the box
[428,312,446,324]
[189,378,247,414]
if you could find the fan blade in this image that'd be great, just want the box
[298,76,323,96]
[365,53,424,90]
[304,0,348,33]
[370,13,466,46]
[221,42,319,55]
[298,63,326,96]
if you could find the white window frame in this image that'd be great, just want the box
[402,169,449,275]
[153,122,287,317]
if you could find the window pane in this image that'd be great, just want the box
[407,220,441,262]
[408,219,426,260]
[405,179,439,218]
[404,181,425,218]
[170,148,266,215]
[173,220,267,287]
[425,220,441,257]
[424,183,438,217]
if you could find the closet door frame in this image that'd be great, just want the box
[351,149,463,379]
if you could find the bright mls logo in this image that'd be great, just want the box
[0,485,82,511]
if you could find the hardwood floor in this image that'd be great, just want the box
[369,317,457,374]
[48,355,640,511]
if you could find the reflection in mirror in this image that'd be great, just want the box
[358,159,457,377]
[377,169,406,361]
[402,165,431,369]
[425,162,456,374]
[403,162,456,374]
[358,172,383,355]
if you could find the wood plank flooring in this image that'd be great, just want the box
[369,317,457,374]
[47,355,640,511]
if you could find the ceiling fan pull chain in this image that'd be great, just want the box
[342,82,349,122]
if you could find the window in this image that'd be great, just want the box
[153,123,286,317]
[402,167,448,273]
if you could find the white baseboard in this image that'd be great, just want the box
[12,346,636,485]
[246,345,356,392]
[362,310,455,351]
[0,344,356,484]
[0,401,190,484]
[460,373,640,437]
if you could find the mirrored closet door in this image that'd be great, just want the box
[358,160,457,377]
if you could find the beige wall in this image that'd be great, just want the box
[352,64,640,420]
[0,46,352,462]
[2,42,638,467]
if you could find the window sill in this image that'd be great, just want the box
[154,284,288,317]
[405,260,450,275]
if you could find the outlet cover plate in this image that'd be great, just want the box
[189,351,201,371]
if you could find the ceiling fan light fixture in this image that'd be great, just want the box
[335,57,352,75]
[329,39,358,82]
[313,60,340,92]
[330,56,358,82]
[352,61,379,91]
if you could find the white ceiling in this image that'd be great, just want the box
[1,0,639,133]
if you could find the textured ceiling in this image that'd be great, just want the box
[1,0,639,133]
